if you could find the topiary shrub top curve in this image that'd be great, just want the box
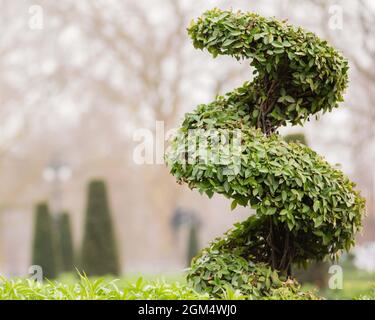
[165,9,365,298]
[188,9,349,133]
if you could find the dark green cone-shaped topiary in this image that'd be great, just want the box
[57,212,75,273]
[81,180,120,276]
[166,9,365,298]
[284,133,307,145]
[31,203,58,279]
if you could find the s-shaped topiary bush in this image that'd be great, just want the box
[165,9,366,299]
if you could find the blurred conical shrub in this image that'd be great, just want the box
[284,133,308,145]
[81,179,120,276]
[186,223,199,267]
[57,212,74,273]
[31,203,58,279]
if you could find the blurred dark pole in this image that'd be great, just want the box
[42,155,72,215]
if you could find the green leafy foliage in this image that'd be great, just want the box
[81,180,120,276]
[166,8,365,298]
[57,212,75,273]
[188,247,289,298]
[168,127,365,264]
[285,133,329,289]
[187,8,349,131]
[31,203,58,279]
[187,216,319,299]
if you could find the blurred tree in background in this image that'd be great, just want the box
[31,203,58,279]
[57,212,74,273]
[81,180,120,276]
[284,133,308,145]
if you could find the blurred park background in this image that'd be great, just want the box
[0,0,374,297]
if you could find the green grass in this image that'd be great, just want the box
[321,268,375,300]
[298,261,375,300]
[0,273,208,300]
[0,270,374,300]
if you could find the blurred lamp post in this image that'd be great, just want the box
[170,207,201,267]
[170,207,200,234]
[42,162,72,215]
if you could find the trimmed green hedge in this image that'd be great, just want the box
[31,203,58,279]
[57,212,75,273]
[81,180,120,276]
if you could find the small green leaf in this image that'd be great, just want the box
[231,200,238,211]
